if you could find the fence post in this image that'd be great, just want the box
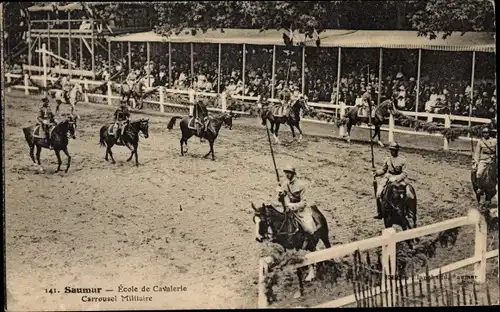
[339,101,346,137]
[443,115,451,150]
[41,43,48,97]
[258,257,272,308]
[388,113,395,143]
[159,86,165,113]
[84,79,89,103]
[381,227,397,307]
[427,114,433,123]
[221,91,227,112]
[7,74,12,93]
[107,81,112,106]
[24,73,30,95]
[188,88,195,116]
[468,209,487,283]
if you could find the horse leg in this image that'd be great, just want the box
[296,123,303,142]
[126,143,135,162]
[29,143,36,165]
[55,149,62,172]
[62,147,71,173]
[133,144,139,166]
[203,140,214,160]
[274,123,281,144]
[375,123,384,147]
[180,138,185,156]
[289,123,296,141]
[345,123,352,144]
[293,268,305,299]
[35,145,44,172]
[108,146,116,164]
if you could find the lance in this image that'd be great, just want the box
[368,96,380,217]
[265,119,286,208]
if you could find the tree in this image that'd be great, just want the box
[406,0,495,39]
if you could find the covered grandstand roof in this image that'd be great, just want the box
[27,2,121,12]
[108,29,495,52]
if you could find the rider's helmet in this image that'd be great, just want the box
[283,164,297,175]
[389,141,400,151]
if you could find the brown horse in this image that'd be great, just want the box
[110,81,157,109]
[260,98,310,144]
[99,118,150,166]
[22,115,78,173]
[167,112,236,160]
[471,159,497,206]
[251,202,331,298]
[338,98,397,146]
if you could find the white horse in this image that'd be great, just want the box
[51,83,84,115]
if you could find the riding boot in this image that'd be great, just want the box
[373,198,383,219]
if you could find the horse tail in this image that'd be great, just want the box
[22,126,33,145]
[99,126,107,147]
[167,116,183,130]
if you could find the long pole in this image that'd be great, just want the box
[335,47,341,115]
[128,41,131,70]
[147,42,150,86]
[271,45,276,99]
[265,121,280,184]
[47,13,51,52]
[190,43,194,88]
[469,51,476,155]
[372,48,383,217]
[377,48,383,107]
[57,33,61,69]
[79,38,83,69]
[242,43,246,94]
[301,46,306,94]
[68,12,72,77]
[415,49,422,117]
[91,18,95,76]
[168,42,172,88]
[108,40,111,74]
[28,17,32,75]
[217,43,221,93]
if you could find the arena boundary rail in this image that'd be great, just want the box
[5,72,491,151]
[257,208,498,308]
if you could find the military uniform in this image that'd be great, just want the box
[276,86,292,116]
[37,97,56,149]
[192,101,209,140]
[357,90,373,117]
[473,131,497,180]
[277,165,316,234]
[374,142,413,200]
[113,105,130,144]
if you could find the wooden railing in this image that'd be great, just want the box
[5,72,492,150]
[257,209,498,308]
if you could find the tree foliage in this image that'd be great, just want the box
[406,0,496,39]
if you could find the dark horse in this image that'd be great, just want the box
[379,182,418,231]
[110,80,157,109]
[471,160,497,207]
[166,112,236,160]
[22,115,78,173]
[338,98,397,147]
[99,118,150,166]
[260,98,310,144]
[251,202,331,298]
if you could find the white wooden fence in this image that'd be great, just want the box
[257,208,498,308]
[5,72,491,150]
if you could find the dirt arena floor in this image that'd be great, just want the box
[4,92,498,309]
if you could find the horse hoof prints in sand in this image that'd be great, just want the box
[99,118,150,166]
[22,115,78,173]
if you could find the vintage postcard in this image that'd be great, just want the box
[2,1,498,310]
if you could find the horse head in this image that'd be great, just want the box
[57,114,78,139]
[292,96,310,114]
[73,82,84,95]
[223,111,240,130]
[251,202,284,242]
[137,118,150,138]
[383,182,409,216]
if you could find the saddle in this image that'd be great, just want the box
[272,104,290,118]
[188,117,200,130]
[383,181,407,199]
[33,124,55,140]
[108,122,127,136]
[357,105,375,118]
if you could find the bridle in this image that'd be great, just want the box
[254,205,294,241]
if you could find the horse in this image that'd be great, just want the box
[471,159,497,207]
[50,82,85,115]
[166,112,236,161]
[379,182,418,231]
[338,99,396,147]
[110,80,157,109]
[22,115,78,173]
[99,118,150,167]
[251,202,331,298]
[260,97,310,144]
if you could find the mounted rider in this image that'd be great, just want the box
[276,165,317,243]
[113,102,131,144]
[126,70,138,89]
[276,83,292,116]
[61,75,71,102]
[472,127,497,181]
[357,86,374,118]
[37,96,56,149]
[192,100,209,142]
[373,141,414,219]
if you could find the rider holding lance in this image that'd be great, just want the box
[113,102,131,145]
[37,97,56,150]
[276,165,316,243]
[372,141,414,219]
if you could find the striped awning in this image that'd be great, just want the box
[108,28,495,53]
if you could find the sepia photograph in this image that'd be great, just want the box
[2,0,498,309]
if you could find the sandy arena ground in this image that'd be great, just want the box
[4,92,498,310]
